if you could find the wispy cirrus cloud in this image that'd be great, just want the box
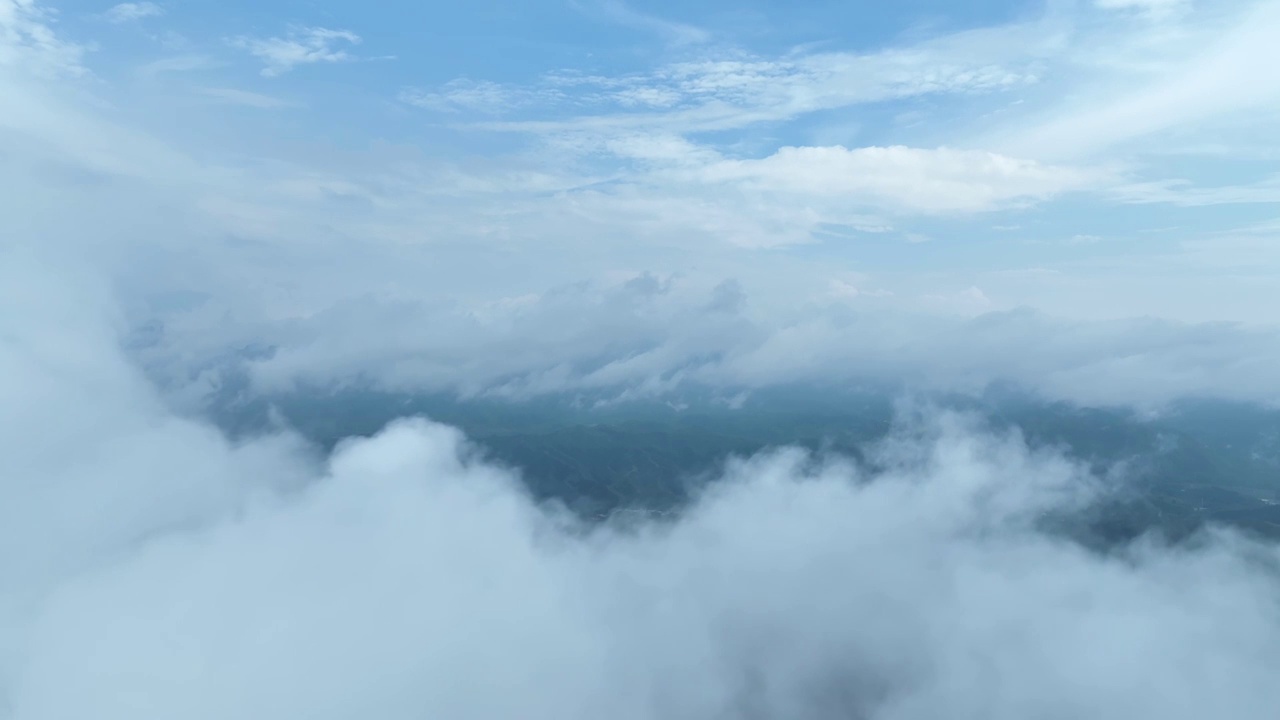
[0,0,85,75]
[398,79,564,115]
[103,1,163,23]
[442,47,1039,136]
[230,26,362,77]
[1110,175,1280,206]
[587,0,711,46]
[689,145,1103,214]
[1094,0,1190,16]
[391,15,1056,222]
[993,1,1280,160]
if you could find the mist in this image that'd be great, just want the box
[4,258,1280,720]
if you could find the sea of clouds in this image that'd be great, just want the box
[5,255,1280,720]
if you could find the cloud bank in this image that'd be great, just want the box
[130,273,1280,409]
[4,254,1280,719]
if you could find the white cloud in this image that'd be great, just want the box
[611,85,683,108]
[416,13,1056,146]
[0,0,85,75]
[3,58,1275,408]
[692,145,1102,214]
[231,26,362,77]
[1110,174,1280,206]
[4,268,1280,717]
[4,0,1280,413]
[110,266,1280,409]
[398,79,558,115]
[478,49,1038,137]
[996,1,1280,160]
[104,2,163,23]
[434,0,1280,194]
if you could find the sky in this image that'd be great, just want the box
[6,2,1280,718]
[5,0,1280,405]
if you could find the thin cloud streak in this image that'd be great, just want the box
[230,26,363,77]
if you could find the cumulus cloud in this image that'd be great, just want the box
[5,257,1280,718]
[230,26,362,77]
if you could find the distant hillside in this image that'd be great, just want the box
[208,384,1280,544]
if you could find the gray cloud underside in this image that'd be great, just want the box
[129,273,1280,409]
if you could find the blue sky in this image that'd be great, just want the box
[5,0,1280,404]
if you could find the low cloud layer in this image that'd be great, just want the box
[5,256,1280,719]
[132,272,1280,409]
